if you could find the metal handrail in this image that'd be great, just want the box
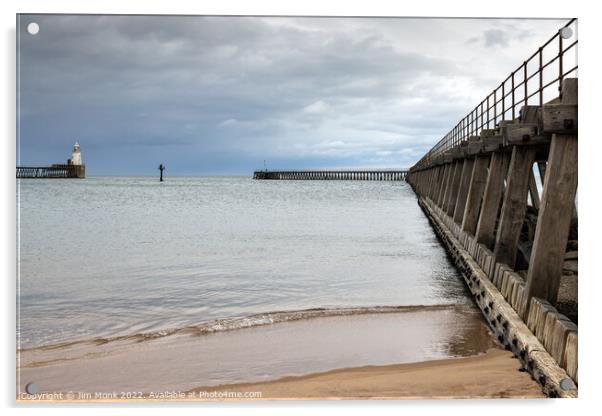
[412,19,577,170]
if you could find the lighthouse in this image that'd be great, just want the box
[65,141,86,178]
[70,142,82,166]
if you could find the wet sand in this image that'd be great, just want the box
[16,305,543,401]
[190,348,544,400]
[18,306,491,395]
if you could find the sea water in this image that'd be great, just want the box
[18,176,471,349]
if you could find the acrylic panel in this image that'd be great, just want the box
[16,14,578,402]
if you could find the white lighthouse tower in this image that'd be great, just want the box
[70,142,82,166]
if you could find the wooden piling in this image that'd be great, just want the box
[453,158,475,223]
[522,135,578,312]
[475,152,510,249]
[461,155,490,235]
[493,146,536,267]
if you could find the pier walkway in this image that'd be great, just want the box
[252,19,579,398]
[406,19,578,397]
[16,164,85,179]
[253,170,407,181]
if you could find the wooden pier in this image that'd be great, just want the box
[16,164,85,179]
[407,19,578,397]
[253,170,408,181]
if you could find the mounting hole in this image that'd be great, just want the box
[559,378,575,391]
[560,27,573,39]
[27,22,40,35]
[25,382,38,395]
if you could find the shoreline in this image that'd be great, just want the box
[18,307,499,396]
[17,303,475,353]
[188,348,544,400]
[17,348,544,402]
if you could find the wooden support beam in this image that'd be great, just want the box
[424,169,432,195]
[445,161,463,216]
[453,158,475,224]
[427,167,438,199]
[441,163,457,211]
[475,152,510,249]
[493,146,536,268]
[436,164,451,208]
[542,105,578,135]
[428,168,439,199]
[522,134,578,314]
[462,155,490,235]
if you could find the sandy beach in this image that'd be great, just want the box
[18,307,501,397]
[18,347,543,402]
[189,348,544,400]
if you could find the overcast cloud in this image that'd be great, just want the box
[17,15,569,175]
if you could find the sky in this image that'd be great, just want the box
[17,15,570,176]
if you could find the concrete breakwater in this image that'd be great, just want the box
[253,170,408,181]
[406,27,578,396]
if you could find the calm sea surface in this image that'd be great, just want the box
[17,177,470,348]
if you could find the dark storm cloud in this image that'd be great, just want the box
[17,15,568,174]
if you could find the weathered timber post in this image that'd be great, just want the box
[421,170,428,192]
[453,158,475,223]
[475,152,510,248]
[522,134,578,314]
[436,164,451,208]
[493,146,536,267]
[441,163,456,211]
[445,161,463,216]
[522,79,578,317]
[439,162,456,209]
[423,169,432,196]
[426,169,434,193]
[422,169,431,196]
[431,166,444,200]
[462,155,490,235]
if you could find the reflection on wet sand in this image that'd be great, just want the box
[18,304,497,396]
